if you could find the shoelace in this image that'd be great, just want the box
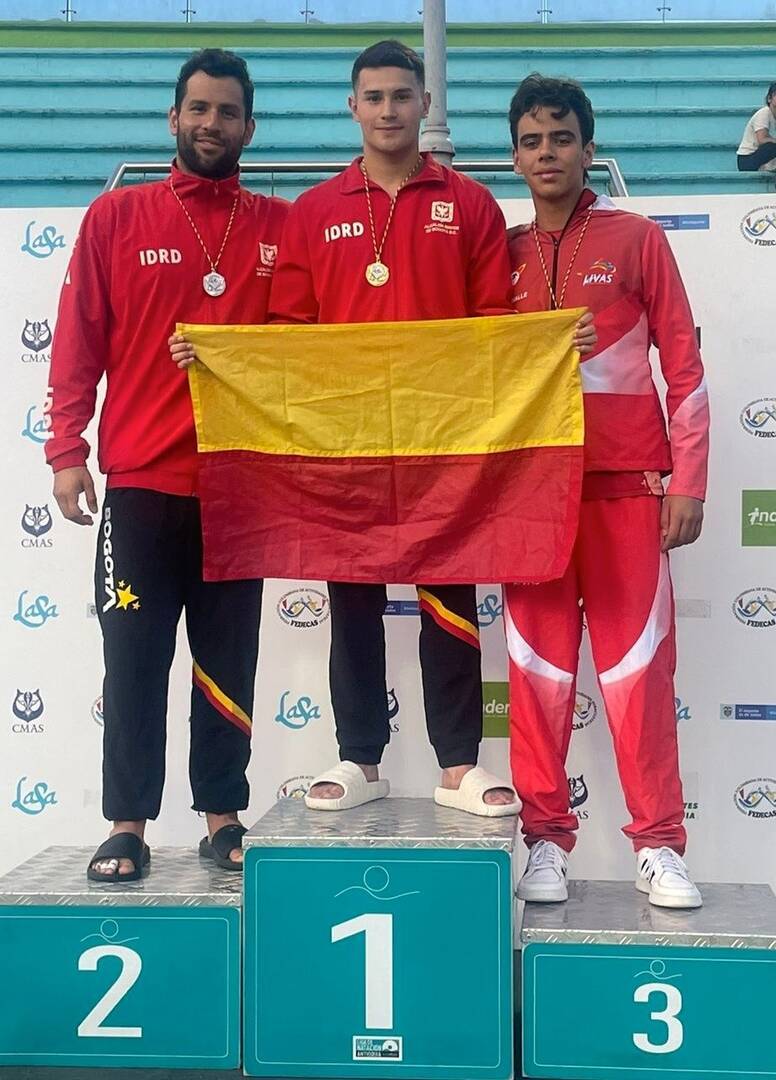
[642,847,687,880]
[530,840,566,873]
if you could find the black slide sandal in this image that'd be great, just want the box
[199,823,247,870]
[87,833,150,883]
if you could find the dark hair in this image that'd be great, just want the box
[766,81,776,103]
[174,48,254,119]
[351,39,425,91]
[509,73,594,148]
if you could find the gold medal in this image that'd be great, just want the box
[365,261,390,287]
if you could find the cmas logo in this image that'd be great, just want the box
[276,775,314,800]
[580,258,616,286]
[740,398,776,438]
[91,695,104,726]
[740,206,776,246]
[733,587,776,628]
[734,778,776,818]
[21,319,52,362]
[387,687,399,732]
[568,773,589,818]
[277,588,330,629]
[21,504,53,548]
[572,692,597,730]
[12,689,45,733]
[274,690,321,730]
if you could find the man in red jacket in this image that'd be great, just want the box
[47,49,288,880]
[268,39,520,816]
[505,75,709,907]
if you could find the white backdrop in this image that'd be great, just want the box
[1,194,775,889]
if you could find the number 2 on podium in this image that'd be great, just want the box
[77,945,143,1039]
[633,982,684,1054]
[332,914,394,1029]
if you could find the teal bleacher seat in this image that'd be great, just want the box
[1,44,775,206]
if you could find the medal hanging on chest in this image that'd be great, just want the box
[361,157,423,287]
[169,178,239,297]
[531,203,594,310]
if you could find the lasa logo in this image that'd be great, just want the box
[12,689,45,733]
[568,774,589,818]
[477,592,503,627]
[734,778,776,818]
[13,590,58,629]
[274,690,321,730]
[580,258,616,285]
[733,587,776,628]
[277,588,330,628]
[276,775,314,800]
[11,776,58,815]
[740,206,776,246]
[21,221,66,259]
[21,319,52,360]
[740,398,776,438]
[572,692,597,730]
[675,696,691,721]
[21,504,53,547]
[21,404,51,444]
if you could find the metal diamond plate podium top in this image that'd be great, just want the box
[521,879,776,949]
[244,796,518,851]
[0,846,242,907]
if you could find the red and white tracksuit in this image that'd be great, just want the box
[506,189,709,854]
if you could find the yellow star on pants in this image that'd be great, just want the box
[116,583,139,610]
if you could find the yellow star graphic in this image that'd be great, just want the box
[116,583,139,610]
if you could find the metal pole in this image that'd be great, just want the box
[419,0,454,166]
[537,1,552,23]
[61,0,75,21]
[181,2,195,22]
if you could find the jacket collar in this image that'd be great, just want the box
[534,186,597,238]
[168,160,242,200]
[339,151,447,194]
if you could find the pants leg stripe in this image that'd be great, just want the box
[192,660,252,736]
[417,588,480,650]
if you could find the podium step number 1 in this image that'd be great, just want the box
[243,797,515,1078]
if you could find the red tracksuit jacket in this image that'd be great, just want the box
[269,153,511,323]
[508,189,709,500]
[46,164,289,496]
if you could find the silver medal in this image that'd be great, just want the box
[203,272,227,297]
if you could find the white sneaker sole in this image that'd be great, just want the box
[635,876,703,909]
[516,880,568,903]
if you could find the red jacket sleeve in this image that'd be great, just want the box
[640,222,710,500]
[465,187,512,317]
[45,198,112,473]
[268,197,318,324]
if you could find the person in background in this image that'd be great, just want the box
[737,82,776,172]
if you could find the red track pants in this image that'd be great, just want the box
[504,495,686,855]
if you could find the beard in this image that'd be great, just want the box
[175,128,243,180]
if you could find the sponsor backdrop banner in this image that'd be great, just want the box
[1,194,775,891]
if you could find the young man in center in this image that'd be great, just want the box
[505,74,709,906]
[269,39,519,815]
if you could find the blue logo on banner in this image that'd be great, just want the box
[387,687,400,719]
[721,703,776,722]
[477,593,503,627]
[384,599,420,616]
[675,697,692,721]
[21,221,66,259]
[274,690,321,730]
[21,405,51,444]
[12,776,58,815]
[648,214,710,231]
[13,590,59,629]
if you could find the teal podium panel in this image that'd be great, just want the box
[243,797,516,1079]
[0,846,241,1069]
[521,880,776,1080]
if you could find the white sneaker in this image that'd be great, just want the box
[636,846,703,909]
[516,839,569,902]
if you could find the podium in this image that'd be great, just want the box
[520,879,776,1080]
[0,846,241,1069]
[242,797,516,1079]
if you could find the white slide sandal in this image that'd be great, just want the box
[304,760,390,811]
[434,765,520,818]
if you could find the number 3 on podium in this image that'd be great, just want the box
[332,914,394,1029]
[633,982,684,1054]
